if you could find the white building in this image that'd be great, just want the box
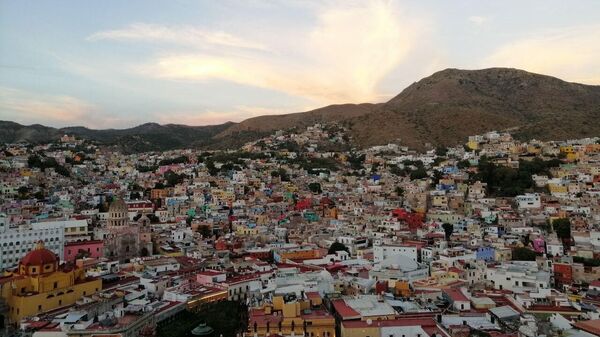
[373,243,418,263]
[0,221,65,270]
[32,219,90,242]
[486,261,550,292]
[336,236,368,256]
[515,193,541,209]
[369,254,429,285]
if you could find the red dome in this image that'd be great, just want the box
[20,241,57,266]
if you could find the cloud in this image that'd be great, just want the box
[468,16,488,26]
[109,1,425,104]
[483,25,600,84]
[0,87,92,124]
[87,23,268,51]
[154,105,301,126]
[0,87,134,128]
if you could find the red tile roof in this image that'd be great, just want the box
[331,299,361,320]
[445,288,469,302]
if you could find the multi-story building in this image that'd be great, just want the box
[373,243,418,263]
[0,222,64,271]
[486,261,550,292]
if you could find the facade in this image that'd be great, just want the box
[63,240,104,262]
[515,193,541,209]
[0,241,101,323]
[103,198,141,262]
[246,293,335,337]
[0,222,64,271]
[486,262,550,292]
[373,243,418,263]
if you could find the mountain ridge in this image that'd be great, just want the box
[2,67,599,152]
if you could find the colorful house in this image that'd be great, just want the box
[63,240,104,262]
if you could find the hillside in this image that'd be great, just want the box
[217,103,379,137]
[350,68,600,149]
[2,68,599,152]
[0,122,236,153]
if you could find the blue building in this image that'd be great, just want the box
[476,246,496,262]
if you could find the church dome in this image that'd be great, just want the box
[19,241,59,276]
[21,241,57,266]
[109,197,128,215]
[108,197,129,227]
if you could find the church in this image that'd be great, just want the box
[102,197,152,262]
[0,241,101,323]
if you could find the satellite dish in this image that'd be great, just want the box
[367,319,373,325]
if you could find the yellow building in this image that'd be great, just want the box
[236,224,259,236]
[466,140,479,150]
[548,183,568,195]
[246,293,335,337]
[0,242,102,323]
[277,247,321,261]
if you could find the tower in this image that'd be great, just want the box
[104,197,140,262]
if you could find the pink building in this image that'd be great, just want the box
[196,270,226,284]
[64,240,104,262]
[532,237,546,254]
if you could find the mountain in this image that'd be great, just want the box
[0,121,236,153]
[2,68,599,152]
[350,68,600,149]
[217,103,380,137]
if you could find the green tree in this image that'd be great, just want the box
[199,226,212,238]
[435,147,448,156]
[410,167,428,180]
[395,186,404,197]
[308,182,322,194]
[442,223,453,241]
[553,218,571,240]
[512,247,537,261]
[328,241,349,255]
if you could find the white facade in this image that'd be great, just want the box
[32,219,90,242]
[515,193,541,209]
[546,242,564,257]
[373,244,418,263]
[336,236,368,256]
[486,262,550,292]
[0,222,65,270]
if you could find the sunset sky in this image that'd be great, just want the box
[1,0,599,128]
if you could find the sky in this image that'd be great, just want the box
[1,0,599,129]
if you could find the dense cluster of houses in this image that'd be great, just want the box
[0,124,599,337]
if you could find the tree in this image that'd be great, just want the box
[512,247,536,261]
[395,187,404,197]
[457,160,471,169]
[328,241,349,255]
[553,218,571,240]
[442,223,453,241]
[435,147,448,156]
[430,170,444,187]
[199,225,212,238]
[17,186,30,199]
[308,182,322,194]
[410,167,428,180]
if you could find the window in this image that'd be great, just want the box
[38,305,42,311]
[53,282,58,289]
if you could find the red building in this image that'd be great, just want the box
[553,262,573,288]
[64,240,104,262]
[392,209,424,232]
